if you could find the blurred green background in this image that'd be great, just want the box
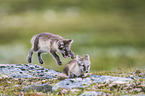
[0,0,145,72]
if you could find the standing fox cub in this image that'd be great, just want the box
[27,32,75,65]
[57,54,91,80]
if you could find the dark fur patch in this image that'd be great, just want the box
[63,66,69,76]
[34,36,40,51]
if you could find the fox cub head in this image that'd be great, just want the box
[57,39,73,58]
[76,54,91,73]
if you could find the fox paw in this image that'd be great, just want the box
[57,61,62,66]
[39,59,44,64]
[27,57,32,63]
[71,55,75,59]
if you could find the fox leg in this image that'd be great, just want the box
[69,72,76,78]
[68,70,70,78]
[50,50,62,65]
[69,50,75,59]
[27,48,33,63]
[37,51,44,64]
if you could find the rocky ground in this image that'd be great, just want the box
[0,64,145,96]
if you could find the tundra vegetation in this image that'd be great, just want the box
[0,68,145,96]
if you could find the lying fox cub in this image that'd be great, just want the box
[27,32,75,65]
[57,54,91,80]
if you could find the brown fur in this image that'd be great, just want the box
[27,32,75,65]
[33,33,63,51]
[57,54,91,80]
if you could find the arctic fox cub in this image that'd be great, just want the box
[57,54,91,80]
[27,32,75,65]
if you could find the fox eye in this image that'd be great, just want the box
[59,44,64,48]
[60,43,64,46]
[82,65,85,67]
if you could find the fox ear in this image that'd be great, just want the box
[68,39,73,43]
[84,54,90,60]
[76,55,82,61]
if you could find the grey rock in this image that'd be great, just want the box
[0,64,60,79]
[79,91,106,96]
[52,74,133,92]
[22,83,52,93]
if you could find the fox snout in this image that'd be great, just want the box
[66,50,71,57]
[61,49,72,58]
[85,69,89,73]
[86,70,89,73]
[83,67,89,73]
[61,50,67,58]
